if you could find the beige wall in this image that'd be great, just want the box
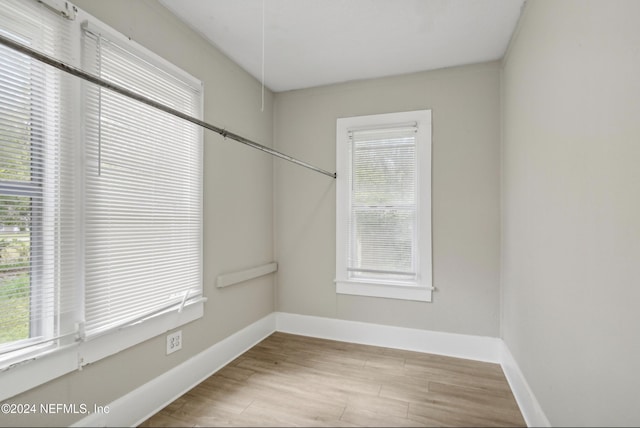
[2,1,275,426]
[274,62,502,336]
[501,0,640,425]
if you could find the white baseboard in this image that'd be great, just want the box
[72,311,548,427]
[72,312,276,427]
[499,341,551,427]
[275,312,502,363]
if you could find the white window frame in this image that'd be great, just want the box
[336,110,432,302]
[78,20,204,344]
[0,0,204,401]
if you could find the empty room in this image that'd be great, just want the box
[0,0,638,426]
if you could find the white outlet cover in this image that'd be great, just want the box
[166,330,182,355]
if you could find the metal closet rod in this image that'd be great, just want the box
[0,34,336,179]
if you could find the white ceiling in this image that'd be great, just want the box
[160,0,525,92]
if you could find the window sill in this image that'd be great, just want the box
[0,300,204,402]
[335,279,433,302]
[79,299,204,367]
[0,343,78,402]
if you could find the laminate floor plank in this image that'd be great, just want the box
[344,394,409,419]
[141,332,526,427]
[340,407,426,428]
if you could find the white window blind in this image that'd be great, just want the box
[0,0,78,361]
[81,28,203,338]
[348,126,418,282]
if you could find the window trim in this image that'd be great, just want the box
[335,110,433,302]
[75,10,205,358]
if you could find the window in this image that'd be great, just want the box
[336,110,432,302]
[81,24,203,340]
[0,0,203,400]
[0,0,77,367]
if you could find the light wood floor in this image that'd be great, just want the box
[140,332,526,427]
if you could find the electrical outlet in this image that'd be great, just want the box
[166,330,182,355]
